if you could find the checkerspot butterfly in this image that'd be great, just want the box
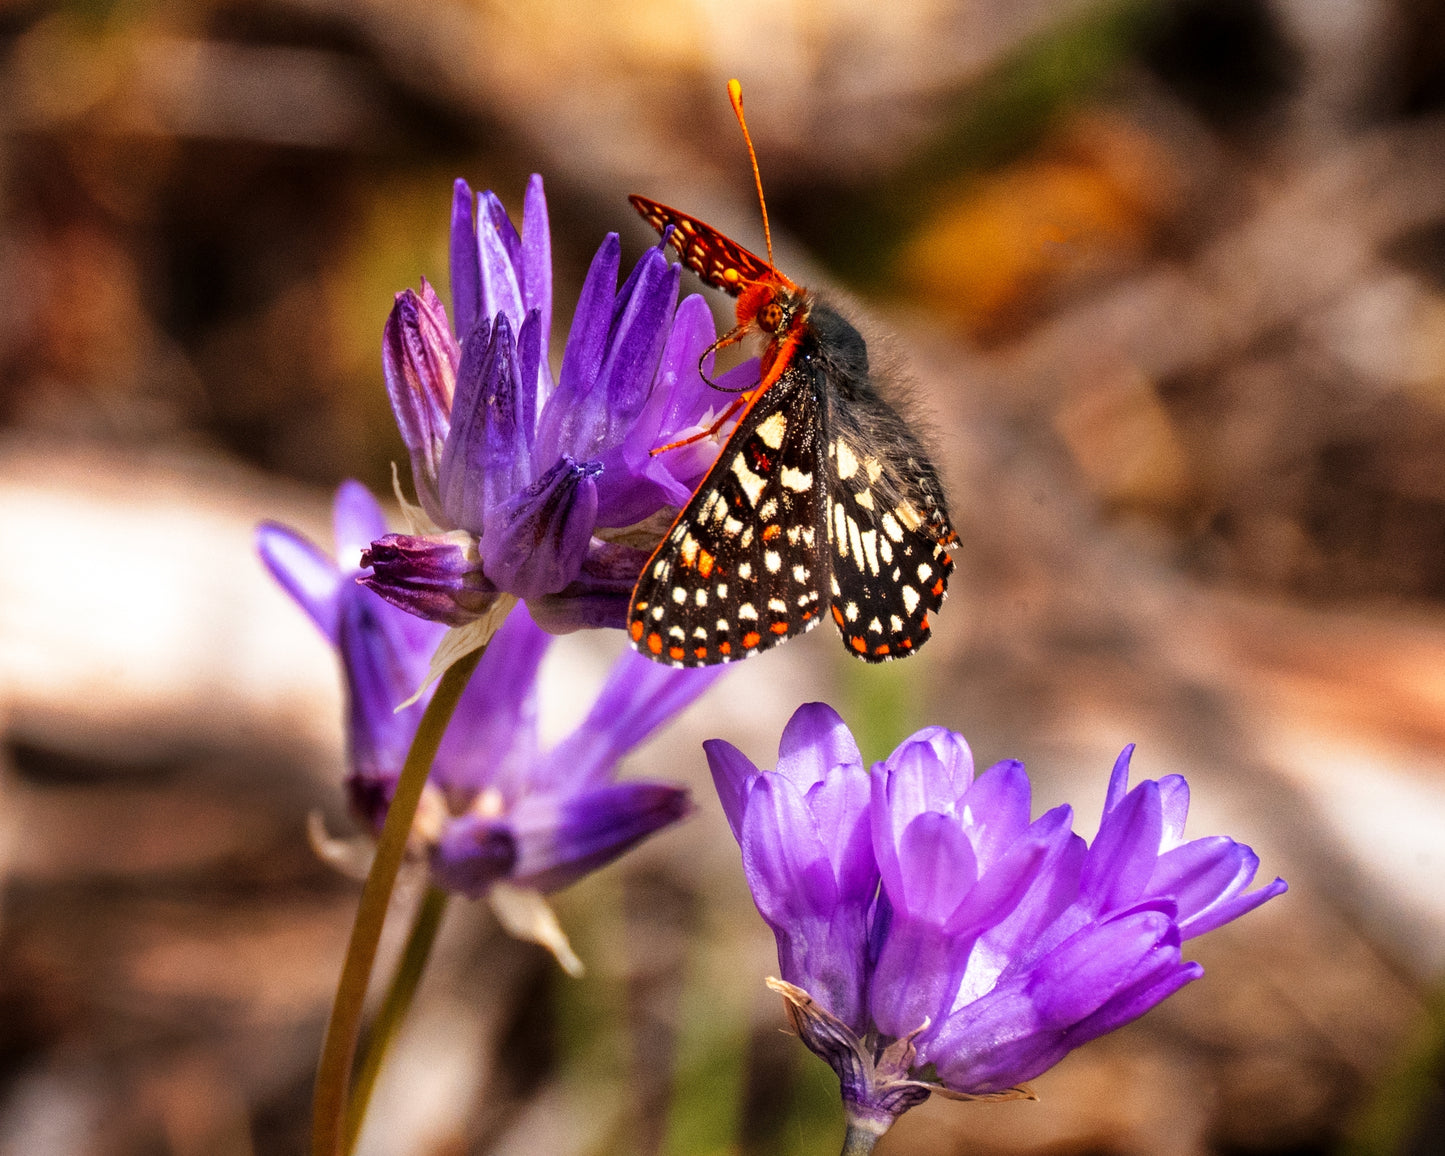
[628,80,956,667]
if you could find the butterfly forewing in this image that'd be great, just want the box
[629,367,827,666]
[629,195,776,297]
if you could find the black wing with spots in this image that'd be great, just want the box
[628,364,829,666]
[628,301,955,667]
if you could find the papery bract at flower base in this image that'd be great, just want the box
[259,483,724,960]
[706,705,1287,1145]
[364,175,756,632]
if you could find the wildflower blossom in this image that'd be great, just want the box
[363,176,754,636]
[706,704,1286,1147]
[258,483,723,953]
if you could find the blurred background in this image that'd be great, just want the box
[2,0,1444,1152]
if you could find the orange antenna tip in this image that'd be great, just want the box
[725,79,775,272]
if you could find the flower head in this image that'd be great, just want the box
[706,704,1286,1142]
[365,176,753,634]
[259,483,723,911]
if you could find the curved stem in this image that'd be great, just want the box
[342,885,451,1155]
[311,646,483,1156]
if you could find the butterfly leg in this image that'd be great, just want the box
[649,391,753,457]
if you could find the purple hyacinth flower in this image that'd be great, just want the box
[259,483,723,914]
[705,705,1286,1149]
[366,176,754,631]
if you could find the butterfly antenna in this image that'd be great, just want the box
[727,78,776,272]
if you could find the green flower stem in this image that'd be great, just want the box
[342,884,451,1155]
[840,1122,885,1155]
[311,646,484,1156]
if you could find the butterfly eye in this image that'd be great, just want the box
[758,301,784,333]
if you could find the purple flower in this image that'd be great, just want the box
[706,704,1286,1144]
[258,482,723,907]
[365,176,754,633]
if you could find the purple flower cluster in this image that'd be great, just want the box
[707,704,1286,1140]
[363,176,755,634]
[259,482,722,899]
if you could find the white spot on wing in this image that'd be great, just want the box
[731,455,767,506]
[861,529,880,575]
[847,517,865,571]
[901,585,920,614]
[835,441,860,480]
[781,467,812,492]
[764,550,782,573]
[756,410,787,449]
[739,603,758,621]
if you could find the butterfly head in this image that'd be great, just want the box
[737,276,808,345]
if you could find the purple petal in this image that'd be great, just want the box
[885,727,975,814]
[892,812,978,922]
[705,739,759,842]
[804,762,877,904]
[564,247,680,469]
[545,233,621,445]
[382,285,459,521]
[434,311,496,532]
[476,189,526,334]
[336,589,438,814]
[952,810,1086,1005]
[437,313,527,533]
[524,540,649,633]
[450,180,480,341]
[429,814,517,897]
[1081,778,1163,916]
[1065,958,1202,1052]
[360,532,500,625]
[1157,774,1190,849]
[478,457,601,600]
[257,522,342,643]
[742,774,840,925]
[519,174,553,391]
[431,604,551,798]
[1103,744,1135,813]
[776,703,862,789]
[869,897,965,1039]
[1181,875,1287,938]
[742,774,872,1030]
[959,759,1032,868]
[333,481,390,571]
[595,294,730,527]
[476,313,535,518]
[926,909,1182,1092]
[944,810,1069,940]
[538,651,724,794]
[619,294,721,501]
[506,781,693,893]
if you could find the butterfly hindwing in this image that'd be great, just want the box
[822,417,955,662]
[629,195,775,297]
[629,367,828,666]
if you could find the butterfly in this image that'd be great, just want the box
[627,80,956,667]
